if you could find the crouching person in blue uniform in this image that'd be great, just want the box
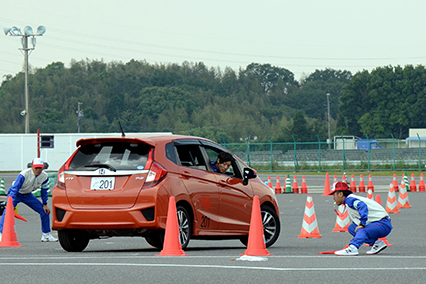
[0,158,57,242]
[330,182,392,256]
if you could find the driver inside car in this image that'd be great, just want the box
[211,152,233,174]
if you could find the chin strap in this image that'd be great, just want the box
[334,203,347,216]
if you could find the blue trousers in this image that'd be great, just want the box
[0,193,51,234]
[348,217,393,248]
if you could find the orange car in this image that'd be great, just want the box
[52,134,280,252]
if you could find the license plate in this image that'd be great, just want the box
[91,177,115,190]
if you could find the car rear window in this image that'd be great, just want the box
[69,142,151,171]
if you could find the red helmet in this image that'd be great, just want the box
[329,181,350,195]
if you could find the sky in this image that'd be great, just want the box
[1,1,426,83]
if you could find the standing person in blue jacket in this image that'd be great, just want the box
[330,181,392,256]
[0,158,57,242]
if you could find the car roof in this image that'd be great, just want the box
[76,134,211,147]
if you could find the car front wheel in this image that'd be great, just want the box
[240,205,281,248]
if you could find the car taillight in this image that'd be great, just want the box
[56,152,74,190]
[142,161,167,189]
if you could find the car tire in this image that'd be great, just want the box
[145,205,192,249]
[176,205,192,249]
[145,230,165,249]
[240,205,281,248]
[58,229,90,252]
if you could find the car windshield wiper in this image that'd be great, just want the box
[84,163,117,172]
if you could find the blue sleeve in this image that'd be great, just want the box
[40,177,49,205]
[211,161,219,173]
[7,174,25,199]
[345,196,369,225]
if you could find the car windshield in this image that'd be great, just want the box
[69,142,151,171]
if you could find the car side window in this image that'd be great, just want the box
[175,145,207,171]
[203,147,242,178]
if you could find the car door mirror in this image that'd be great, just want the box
[242,167,257,185]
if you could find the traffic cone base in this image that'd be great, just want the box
[298,195,322,238]
[242,195,271,256]
[156,196,187,256]
[0,196,24,247]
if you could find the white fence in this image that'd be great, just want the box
[0,132,170,172]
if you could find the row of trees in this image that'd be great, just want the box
[0,59,423,143]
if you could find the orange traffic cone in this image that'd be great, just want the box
[367,174,375,192]
[274,176,282,194]
[358,174,366,193]
[298,195,322,238]
[392,174,399,192]
[323,173,331,196]
[333,205,350,232]
[292,176,299,194]
[349,174,357,192]
[373,194,392,246]
[342,173,347,183]
[410,174,417,192]
[0,196,24,247]
[300,175,308,194]
[367,188,374,200]
[267,176,272,189]
[157,196,187,256]
[419,173,425,192]
[242,195,271,256]
[385,184,400,214]
[397,180,411,209]
[333,175,338,184]
[375,194,381,204]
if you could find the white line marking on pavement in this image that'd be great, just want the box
[1,262,426,271]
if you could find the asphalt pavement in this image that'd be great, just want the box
[0,174,426,283]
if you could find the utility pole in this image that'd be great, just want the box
[327,93,331,149]
[3,26,46,133]
[77,102,84,133]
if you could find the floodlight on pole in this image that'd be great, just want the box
[3,25,46,133]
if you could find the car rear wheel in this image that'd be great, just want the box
[240,205,281,248]
[145,230,165,249]
[58,229,90,252]
[144,205,192,249]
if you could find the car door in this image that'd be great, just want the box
[201,144,254,232]
[174,140,220,232]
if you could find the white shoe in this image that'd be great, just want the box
[41,233,58,242]
[366,240,387,255]
[334,244,359,256]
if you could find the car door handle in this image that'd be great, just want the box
[181,171,192,178]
